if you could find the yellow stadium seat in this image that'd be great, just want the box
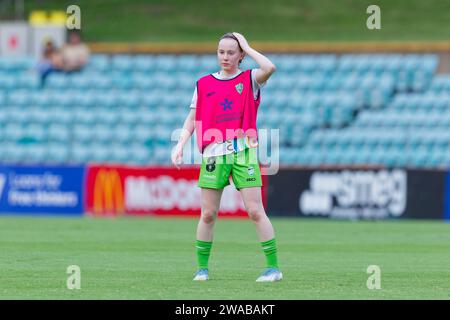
[49,11,67,26]
[29,11,48,25]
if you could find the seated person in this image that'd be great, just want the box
[60,31,90,72]
[37,39,63,87]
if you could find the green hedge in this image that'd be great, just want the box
[2,0,449,42]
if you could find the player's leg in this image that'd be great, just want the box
[232,148,273,241]
[196,187,223,242]
[239,186,274,242]
[232,148,282,281]
[193,187,223,281]
[194,154,231,280]
[239,186,282,282]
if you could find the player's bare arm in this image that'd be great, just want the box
[172,108,195,169]
[232,32,276,84]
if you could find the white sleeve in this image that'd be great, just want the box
[189,86,197,109]
[251,69,265,100]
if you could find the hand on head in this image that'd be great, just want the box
[232,32,251,52]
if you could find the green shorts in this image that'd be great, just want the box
[198,148,262,190]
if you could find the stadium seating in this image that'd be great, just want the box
[0,53,448,167]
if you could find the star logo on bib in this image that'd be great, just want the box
[220,98,233,111]
[235,83,243,94]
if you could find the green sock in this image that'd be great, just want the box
[196,240,212,270]
[261,238,279,269]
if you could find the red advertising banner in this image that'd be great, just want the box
[85,165,267,217]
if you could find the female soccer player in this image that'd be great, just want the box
[172,32,282,282]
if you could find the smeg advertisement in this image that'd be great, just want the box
[267,168,446,220]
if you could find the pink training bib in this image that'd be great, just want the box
[195,69,261,153]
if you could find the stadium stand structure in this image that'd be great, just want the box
[0,53,448,167]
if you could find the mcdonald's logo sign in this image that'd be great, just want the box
[93,169,124,215]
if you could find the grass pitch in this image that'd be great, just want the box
[1,215,450,300]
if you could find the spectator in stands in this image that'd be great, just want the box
[37,38,63,87]
[60,30,90,72]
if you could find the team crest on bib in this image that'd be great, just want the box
[235,83,243,94]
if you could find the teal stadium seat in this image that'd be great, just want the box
[17,74,40,89]
[130,144,151,164]
[92,124,114,143]
[69,74,91,89]
[132,73,154,90]
[90,73,113,90]
[137,109,157,126]
[112,71,133,90]
[87,55,110,72]
[112,55,134,72]
[3,123,24,142]
[70,143,92,163]
[7,107,31,124]
[133,55,155,72]
[155,55,177,72]
[175,55,198,73]
[0,57,35,72]
[90,143,112,163]
[0,74,18,90]
[73,124,93,143]
[119,109,140,125]
[101,92,119,108]
[95,108,119,125]
[198,55,218,73]
[0,53,446,167]
[141,91,163,108]
[46,73,70,89]
[51,91,74,107]
[8,90,31,107]
[47,143,70,163]
[112,124,133,144]
[25,144,47,163]
[47,123,70,143]
[49,108,73,124]
[3,143,26,163]
[133,124,154,145]
[72,107,94,125]
[110,144,130,163]
[23,123,47,143]
[297,55,315,73]
[117,91,140,109]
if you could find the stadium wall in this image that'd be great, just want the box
[0,165,448,221]
[87,41,450,54]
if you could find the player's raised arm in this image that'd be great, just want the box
[172,108,195,169]
[232,32,276,84]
